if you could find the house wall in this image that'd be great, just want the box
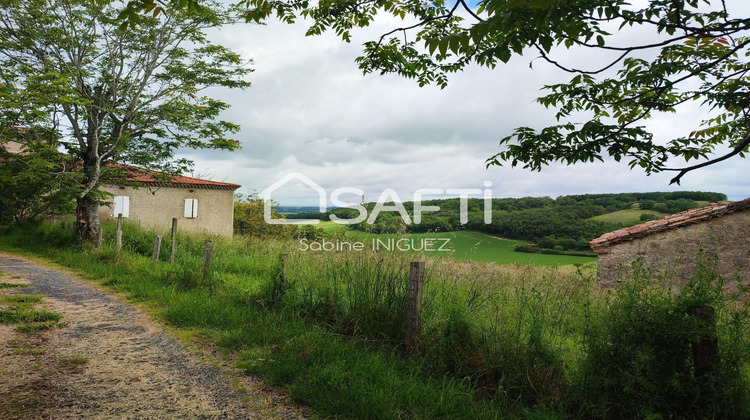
[597,211,750,287]
[99,185,235,236]
[2,140,23,154]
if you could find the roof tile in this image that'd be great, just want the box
[589,198,750,254]
[115,164,240,191]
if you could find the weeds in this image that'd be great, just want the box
[0,282,29,289]
[0,220,748,419]
[0,292,64,331]
[62,354,89,367]
[0,309,62,325]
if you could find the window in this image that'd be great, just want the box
[184,198,198,219]
[113,196,130,218]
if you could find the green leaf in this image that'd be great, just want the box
[438,37,449,56]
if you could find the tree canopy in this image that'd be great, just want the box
[240,0,749,185]
[129,0,749,185]
[0,0,251,240]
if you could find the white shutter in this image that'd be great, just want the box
[113,196,130,218]
[184,198,198,218]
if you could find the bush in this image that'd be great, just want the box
[640,213,659,222]
[575,257,750,418]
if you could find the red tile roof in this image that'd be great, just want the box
[589,198,750,254]
[116,164,241,191]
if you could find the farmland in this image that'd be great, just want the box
[590,209,667,224]
[300,222,597,265]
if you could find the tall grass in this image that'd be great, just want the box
[1,219,749,419]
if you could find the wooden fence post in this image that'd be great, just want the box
[203,239,214,278]
[115,214,123,257]
[169,218,177,264]
[406,261,425,349]
[152,234,162,263]
[96,227,103,248]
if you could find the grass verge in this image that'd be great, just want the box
[0,220,748,419]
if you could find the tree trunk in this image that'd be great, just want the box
[75,195,100,244]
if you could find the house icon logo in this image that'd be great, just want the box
[260,172,327,225]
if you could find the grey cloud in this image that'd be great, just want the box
[176,15,746,206]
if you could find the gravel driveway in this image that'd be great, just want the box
[0,253,306,420]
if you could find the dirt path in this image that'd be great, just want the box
[0,253,307,419]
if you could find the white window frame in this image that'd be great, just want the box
[113,196,130,218]
[184,198,198,219]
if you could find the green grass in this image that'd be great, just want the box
[0,308,62,325]
[0,220,747,419]
[590,209,667,224]
[316,220,347,233]
[14,320,65,332]
[3,294,44,305]
[0,282,29,289]
[0,293,64,332]
[316,229,597,266]
[62,354,89,367]
[427,231,596,265]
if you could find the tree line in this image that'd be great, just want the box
[287,191,727,250]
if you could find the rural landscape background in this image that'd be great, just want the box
[2,0,750,419]
[3,190,750,418]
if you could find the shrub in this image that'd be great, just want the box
[640,213,659,222]
[575,257,750,418]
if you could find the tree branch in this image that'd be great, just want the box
[665,133,750,185]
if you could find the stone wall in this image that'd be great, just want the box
[596,211,750,287]
[98,185,235,236]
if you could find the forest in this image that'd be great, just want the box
[288,191,727,251]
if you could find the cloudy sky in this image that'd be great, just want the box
[180,4,749,205]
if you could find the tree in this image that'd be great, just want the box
[233,0,747,185]
[233,193,288,237]
[0,0,251,242]
[0,128,79,225]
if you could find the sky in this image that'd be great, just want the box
[178,3,750,206]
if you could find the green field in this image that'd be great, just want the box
[423,231,596,265]
[590,209,667,224]
[321,228,597,266]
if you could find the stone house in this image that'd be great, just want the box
[589,199,750,287]
[99,166,240,236]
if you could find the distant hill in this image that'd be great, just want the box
[286,191,727,251]
[276,206,330,215]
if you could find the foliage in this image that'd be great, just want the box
[310,191,724,250]
[233,193,287,237]
[0,0,251,241]
[0,135,78,225]
[576,258,750,418]
[232,0,750,184]
[233,194,335,240]
[640,212,659,222]
[2,221,750,418]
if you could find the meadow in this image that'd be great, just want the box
[300,222,597,266]
[589,209,667,224]
[1,220,749,419]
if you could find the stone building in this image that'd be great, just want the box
[589,199,750,287]
[99,166,240,236]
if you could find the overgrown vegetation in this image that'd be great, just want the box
[1,220,748,419]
